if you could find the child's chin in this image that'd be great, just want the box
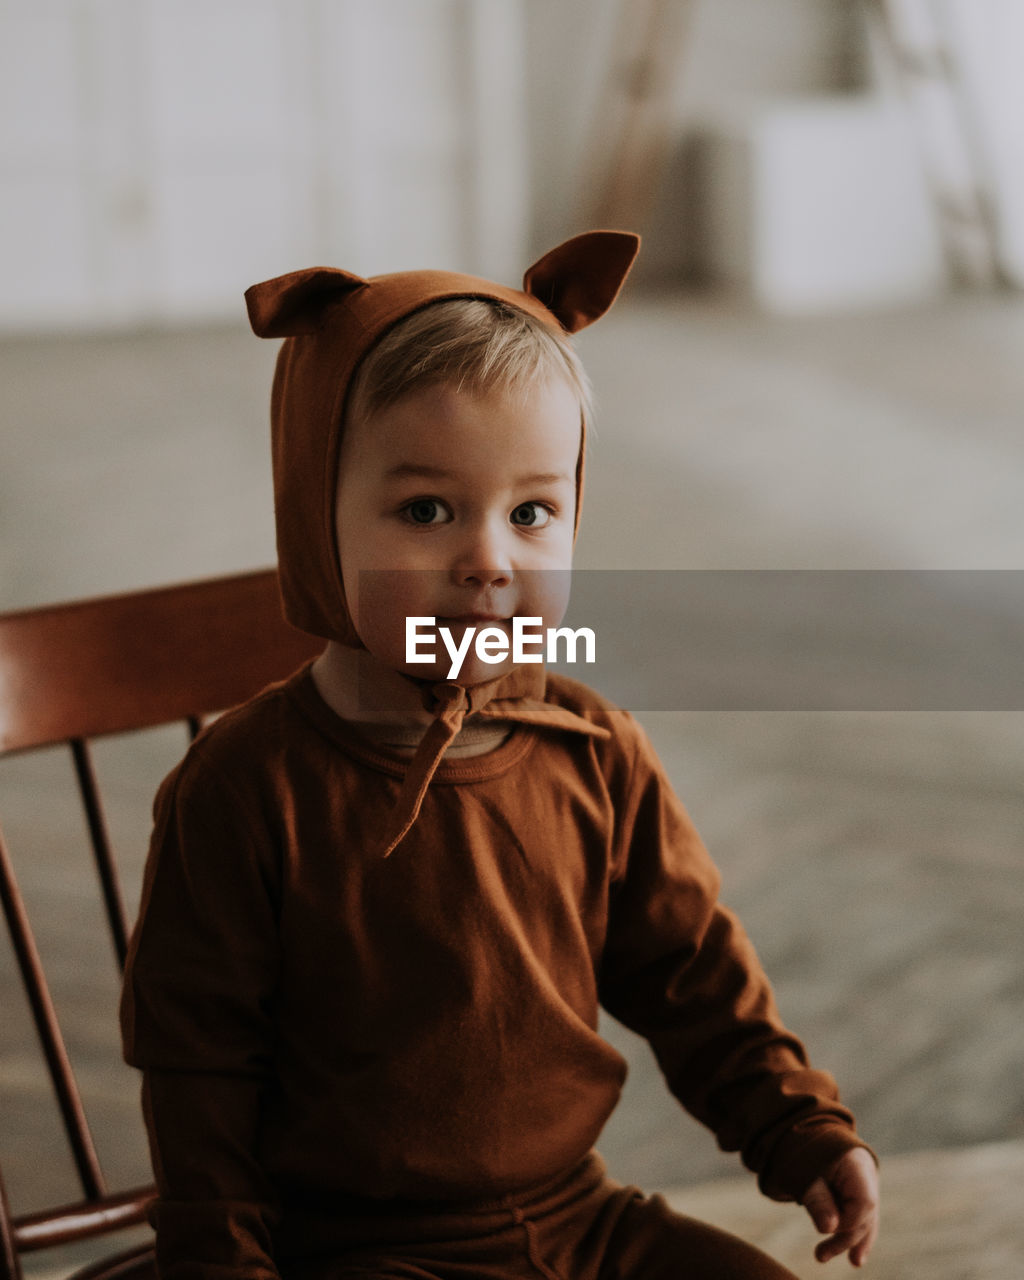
[401,657,516,689]
[458,659,517,688]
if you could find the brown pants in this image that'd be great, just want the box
[288,1154,798,1280]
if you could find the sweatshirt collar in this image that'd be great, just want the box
[377,663,607,858]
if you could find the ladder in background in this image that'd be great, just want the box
[872,0,1004,288]
[582,0,695,233]
[584,0,1006,290]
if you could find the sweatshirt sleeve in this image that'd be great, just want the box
[597,718,873,1202]
[120,753,282,1280]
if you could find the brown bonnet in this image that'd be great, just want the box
[245,230,640,648]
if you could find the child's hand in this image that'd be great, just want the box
[801,1146,879,1267]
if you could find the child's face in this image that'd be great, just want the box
[334,375,581,686]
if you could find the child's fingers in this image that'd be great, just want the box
[801,1177,840,1235]
[814,1230,852,1264]
[833,1163,879,1264]
[813,1227,864,1265]
[849,1207,880,1267]
[814,1220,873,1265]
[811,1201,879,1267]
[805,1152,880,1267]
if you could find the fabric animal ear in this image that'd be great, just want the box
[523,230,640,333]
[245,266,368,338]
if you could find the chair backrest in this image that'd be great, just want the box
[0,569,322,1280]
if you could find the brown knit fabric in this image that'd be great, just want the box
[122,670,868,1280]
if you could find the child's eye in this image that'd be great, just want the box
[402,498,451,525]
[510,502,552,528]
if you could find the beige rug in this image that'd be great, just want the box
[662,1140,1024,1279]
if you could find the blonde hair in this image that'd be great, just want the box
[347,297,592,423]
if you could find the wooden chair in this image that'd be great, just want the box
[0,570,322,1280]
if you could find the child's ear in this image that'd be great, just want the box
[245,266,368,337]
[523,231,640,333]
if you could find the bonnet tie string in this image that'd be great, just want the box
[377,682,467,859]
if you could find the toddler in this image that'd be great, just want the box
[121,231,879,1279]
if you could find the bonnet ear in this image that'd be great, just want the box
[245,266,368,338]
[523,230,640,334]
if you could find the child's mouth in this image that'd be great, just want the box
[443,614,507,625]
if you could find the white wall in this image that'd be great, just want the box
[0,0,863,331]
[4,0,1020,331]
[0,0,528,331]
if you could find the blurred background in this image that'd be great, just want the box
[2,2,1023,1277]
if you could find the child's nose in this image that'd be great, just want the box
[450,520,513,588]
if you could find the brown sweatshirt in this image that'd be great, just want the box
[121,666,866,1280]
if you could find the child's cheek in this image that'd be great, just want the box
[349,569,436,674]
[520,566,574,632]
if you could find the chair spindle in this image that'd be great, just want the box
[0,827,106,1203]
[69,740,129,970]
